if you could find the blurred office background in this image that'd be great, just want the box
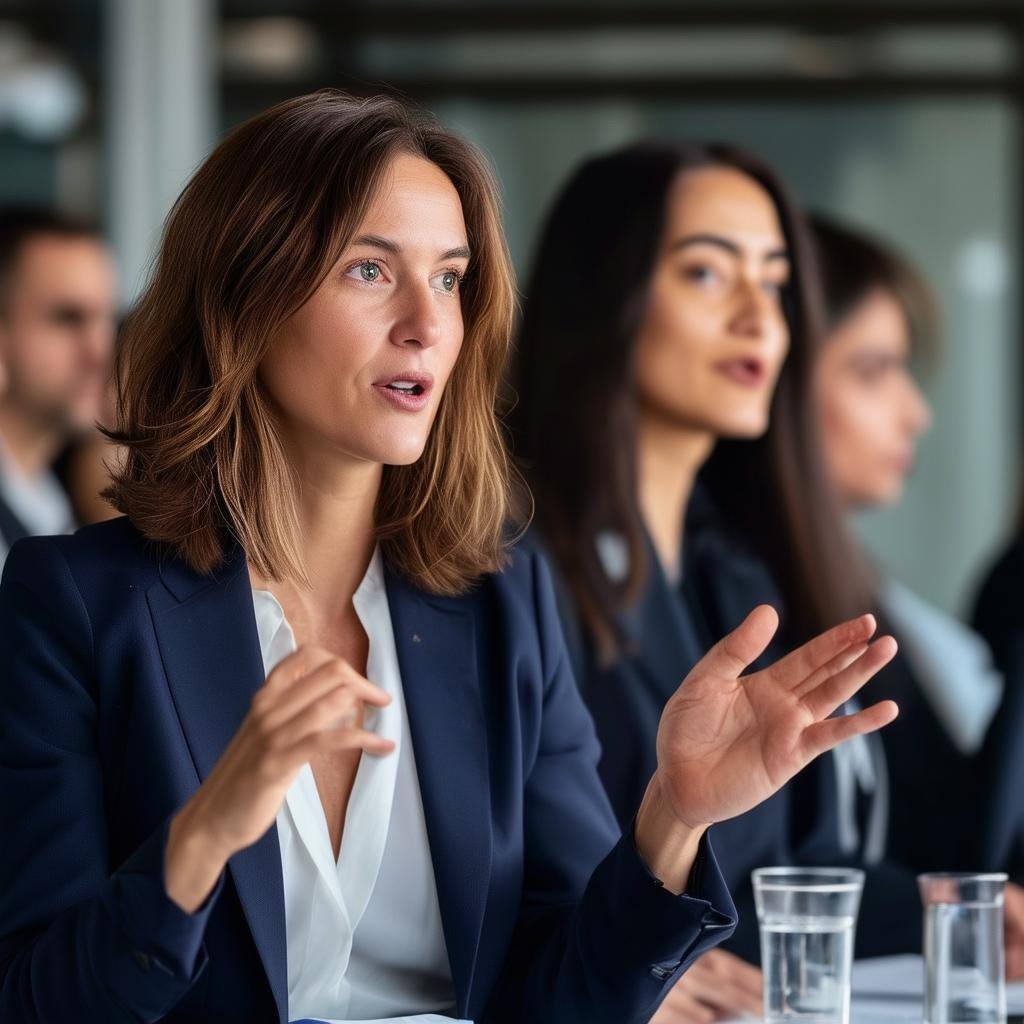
[0,0,1020,618]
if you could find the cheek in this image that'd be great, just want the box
[821,385,889,477]
[635,291,716,404]
[266,305,376,406]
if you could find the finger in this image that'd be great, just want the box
[1006,941,1024,981]
[801,636,898,720]
[792,642,868,700]
[681,975,762,1017]
[263,643,336,690]
[680,964,762,1016]
[258,658,391,731]
[801,699,899,761]
[698,949,762,1001]
[719,953,764,1000]
[273,681,386,749]
[283,726,396,769]
[654,985,716,1024]
[768,614,877,692]
[701,605,780,680]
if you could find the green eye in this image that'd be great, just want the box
[360,262,381,282]
[431,269,461,294]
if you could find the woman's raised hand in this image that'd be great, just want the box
[164,645,394,912]
[655,605,898,832]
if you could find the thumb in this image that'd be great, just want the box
[699,605,780,680]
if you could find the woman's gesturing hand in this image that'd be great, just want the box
[165,644,394,912]
[651,949,763,1024]
[656,605,898,832]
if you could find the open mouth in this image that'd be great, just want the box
[373,373,433,410]
[383,381,426,396]
[715,357,766,387]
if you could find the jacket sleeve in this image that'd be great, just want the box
[485,552,737,1024]
[0,537,225,1022]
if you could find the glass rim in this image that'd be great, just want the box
[752,866,865,892]
[918,871,1008,883]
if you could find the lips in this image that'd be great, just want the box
[372,371,434,412]
[713,357,767,388]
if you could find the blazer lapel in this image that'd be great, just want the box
[385,569,492,1018]
[147,547,288,1022]
[620,534,704,704]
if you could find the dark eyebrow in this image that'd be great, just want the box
[352,234,471,262]
[670,233,789,262]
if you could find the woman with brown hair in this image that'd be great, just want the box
[510,141,921,1022]
[0,92,897,1024]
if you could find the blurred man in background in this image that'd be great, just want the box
[0,206,117,567]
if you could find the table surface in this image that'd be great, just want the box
[718,954,1024,1022]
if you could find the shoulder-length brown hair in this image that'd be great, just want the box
[105,90,516,593]
[511,140,873,660]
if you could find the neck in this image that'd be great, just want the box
[251,434,382,627]
[0,400,65,477]
[636,407,715,576]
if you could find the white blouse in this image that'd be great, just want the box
[251,546,467,1024]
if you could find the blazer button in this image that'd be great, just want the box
[132,950,152,972]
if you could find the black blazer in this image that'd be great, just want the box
[537,491,790,964]
[543,487,933,962]
[0,517,736,1024]
[972,538,1024,876]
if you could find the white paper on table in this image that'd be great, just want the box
[853,954,1024,1015]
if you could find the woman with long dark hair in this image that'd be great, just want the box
[511,141,919,1022]
[0,93,898,1024]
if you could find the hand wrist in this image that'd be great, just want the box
[170,799,235,864]
[634,774,706,896]
[165,802,232,914]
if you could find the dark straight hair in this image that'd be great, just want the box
[811,212,939,366]
[510,140,872,660]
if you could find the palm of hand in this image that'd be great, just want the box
[657,661,814,828]
[654,605,898,830]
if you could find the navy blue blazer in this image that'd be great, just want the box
[0,517,735,1024]
[541,485,930,963]
[536,493,789,965]
[972,538,1024,876]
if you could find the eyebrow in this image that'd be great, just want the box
[669,233,789,262]
[352,234,471,262]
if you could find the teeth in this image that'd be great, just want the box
[390,381,417,391]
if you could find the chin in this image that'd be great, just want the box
[374,435,431,467]
[853,480,903,510]
[715,412,770,440]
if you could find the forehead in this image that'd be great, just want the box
[832,288,912,356]
[663,165,785,250]
[11,234,117,303]
[358,153,467,246]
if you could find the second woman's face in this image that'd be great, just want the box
[815,288,932,509]
[633,166,791,439]
[259,153,470,470]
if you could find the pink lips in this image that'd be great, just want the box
[372,371,434,413]
[714,357,767,388]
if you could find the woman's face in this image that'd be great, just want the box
[815,287,932,509]
[259,152,470,469]
[633,165,792,439]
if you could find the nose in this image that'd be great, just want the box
[730,276,777,340]
[904,377,932,437]
[80,315,115,372]
[389,280,443,350]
